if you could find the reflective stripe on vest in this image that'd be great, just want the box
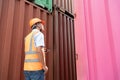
[25,59,40,62]
[25,51,36,54]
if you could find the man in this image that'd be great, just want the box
[24,18,48,80]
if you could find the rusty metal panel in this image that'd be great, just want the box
[0,0,15,80]
[0,0,53,80]
[53,10,60,80]
[53,0,74,14]
[53,9,77,80]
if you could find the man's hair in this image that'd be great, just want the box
[31,22,42,30]
[32,24,37,30]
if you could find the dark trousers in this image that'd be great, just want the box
[24,70,44,80]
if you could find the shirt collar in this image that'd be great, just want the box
[32,29,40,32]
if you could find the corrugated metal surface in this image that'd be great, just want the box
[0,0,76,80]
[53,0,74,14]
[53,9,77,80]
[0,0,53,80]
[74,0,120,80]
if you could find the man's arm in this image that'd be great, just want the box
[36,46,48,73]
[34,31,48,73]
[36,46,45,66]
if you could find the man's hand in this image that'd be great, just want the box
[43,66,48,74]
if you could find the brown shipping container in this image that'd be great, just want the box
[0,0,53,80]
[53,0,74,14]
[0,0,76,80]
[53,8,77,80]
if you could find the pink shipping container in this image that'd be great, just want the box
[74,0,120,80]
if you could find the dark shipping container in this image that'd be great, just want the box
[53,0,74,14]
[53,8,77,80]
[0,0,76,80]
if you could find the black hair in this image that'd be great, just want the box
[31,24,37,30]
[31,22,42,30]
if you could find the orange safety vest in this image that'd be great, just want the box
[24,31,43,71]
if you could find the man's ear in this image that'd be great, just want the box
[41,25,45,31]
